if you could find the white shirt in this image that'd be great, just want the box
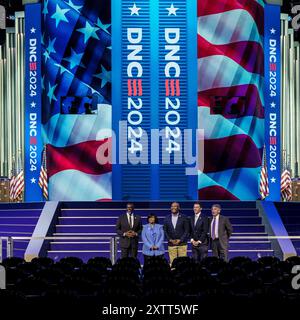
[191,212,201,243]
[194,212,201,226]
[123,212,135,237]
[126,212,134,228]
[211,215,220,239]
[171,213,179,229]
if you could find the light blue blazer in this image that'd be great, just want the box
[142,223,165,256]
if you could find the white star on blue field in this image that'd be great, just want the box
[46,37,56,55]
[94,65,111,88]
[41,0,112,122]
[42,0,49,19]
[66,0,83,12]
[63,48,85,69]
[51,4,70,28]
[43,50,50,63]
[47,83,58,104]
[96,18,111,35]
[77,21,100,44]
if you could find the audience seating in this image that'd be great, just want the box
[1,256,299,302]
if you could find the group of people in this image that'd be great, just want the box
[116,202,233,263]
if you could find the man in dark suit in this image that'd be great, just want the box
[209,204,233,262]
[164,202,189,265]
[190,202,209,262]
[116,203,142,258]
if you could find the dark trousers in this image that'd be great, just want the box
[192,244,208,262]
[121,246,138,259]
[143,254,165,265]
[211,238,228,262]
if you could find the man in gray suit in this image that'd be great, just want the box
[209,204,233,262]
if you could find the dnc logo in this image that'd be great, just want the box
[292,5,300,30]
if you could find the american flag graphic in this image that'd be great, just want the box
[10,153,25,202]
[39,147,48,200]
[42,0,112,201]
[259,146,269,200]
[259,165,269,200]
[198,0,265,200]
[281,169,292,202]
[9,158,16,202]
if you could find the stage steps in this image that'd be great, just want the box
[47,202,274,262]
[0,203,44,259]
[275,202,300,256]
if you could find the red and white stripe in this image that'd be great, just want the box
[281,169,292,201]
[259,165,269,200]
[44,106,113,201]
[39,147,48,200]
[9,175,15,201]
[197,0,265,200]
[12,170,24,201]
[39,167,48,200]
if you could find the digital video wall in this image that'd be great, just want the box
[24,0,280,201]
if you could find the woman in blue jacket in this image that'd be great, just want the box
[142,214,165,264]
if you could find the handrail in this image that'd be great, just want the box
[0,236,118,264]
[10,236,114,240]
[1,235,300,264]
[1,236,299,240]
[0,237,9,263]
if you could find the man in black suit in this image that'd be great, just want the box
[164,202,189,265]
[209,204,233,262]
[190,202,209,262]
[116,203,142,258]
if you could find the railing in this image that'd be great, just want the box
[0,236,118,264]
[1,235,300,264]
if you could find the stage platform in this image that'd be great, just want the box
[0,201,299,262]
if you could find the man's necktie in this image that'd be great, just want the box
[129,214,133,228]
[211,218,216,240]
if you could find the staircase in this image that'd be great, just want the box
[47,201,274,262]
[0,203,44,259]
[275,202,300,255]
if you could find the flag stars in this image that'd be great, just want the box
[31,178,37,184]
[46,37,56,55]
[270,177,276,183]
[41,33,45,46]
[129,3,141,16]
[66,0,83,13]
[30,27,36,34]
[43,37,56,63]
[42,76,45,91]
[30,102,36,108]
[94,65,111,88]
[43,50,50,63]
[63,48,85,69]
[47,83,58,104]
[270,28,276,34]
[51,4,70,28]
[54,63,70,75]
[270,102,276,108]
[96,18,111,35]
[77,21,100,44]
[166,3,179,16]
[42,0,49,19]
